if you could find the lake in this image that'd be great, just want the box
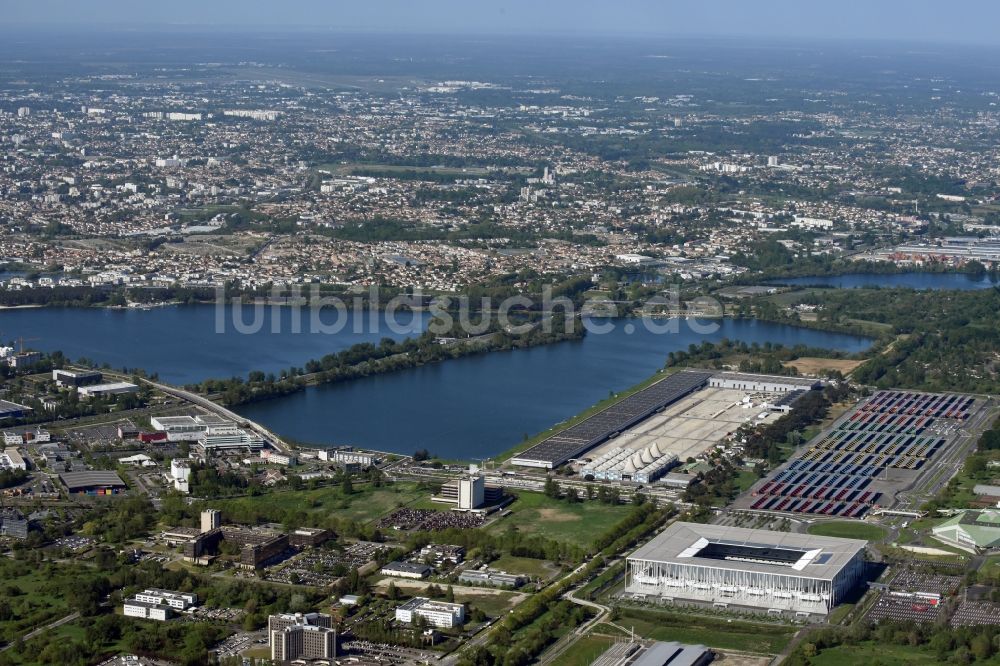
[768,272,1000,290]
[235,317,870,460]
[0,305,871,460]
[0,305,424,385]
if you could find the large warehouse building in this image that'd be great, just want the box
[510,370,713,469]
[625,522,867,618]
[709,372,823,393]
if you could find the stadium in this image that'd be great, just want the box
[624,522,867,618]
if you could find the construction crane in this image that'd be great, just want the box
[16,336,39,354]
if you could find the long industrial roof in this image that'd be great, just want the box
[711,372,822,388]
[628,522,867,580]
[511,370,713,467]
[59,470,127,490]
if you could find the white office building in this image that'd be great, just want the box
[170,458,191,493]
[77,382,139,398]
[458,476,485,510]
[395,597,465,628]
[150,415,206,441]
[123,599,172,621]
[133,589,198,610]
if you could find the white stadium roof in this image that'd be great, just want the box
[628,522,867,581]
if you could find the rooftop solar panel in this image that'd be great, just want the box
[511,370,712,467]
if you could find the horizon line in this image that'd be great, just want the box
[1,25,999,50]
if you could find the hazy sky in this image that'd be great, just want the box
[4,0,999,45]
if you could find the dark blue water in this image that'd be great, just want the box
[0,305,871,459]
[768,272,1000,290]
[0,305,424,385]
[236,317,870,459]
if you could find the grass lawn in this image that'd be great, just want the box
[372,578,524,617]
[489,554,559,578]
[807,520,888,541]
[827,602,855,625]
[241,647,272,660]
[489,490,632,549]
[207,481,428,525]
[875,543,968,564]
[553,634,615,666]
[616,607,795,655]
[844,318,894,335]
[809,642,974,665]
[978,554,1000,584]
[735,469,761,494]
[455,591,526,617]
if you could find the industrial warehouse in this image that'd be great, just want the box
[624,522,867,618]
[513,370,819,477]
[510,370,714,469]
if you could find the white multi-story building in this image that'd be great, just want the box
[150,416,205,441]
[123,600,172,621]
[319,448,377,466]
[268,613,336,662]
[199,426,263,451]
[625,522,867,618]
[395,597,465,628]
[133,589,198,610]
[2,448,26,471]
[170,458,191,493]
[200,509,221,533]
[458,476,485,510]
[261,449,297,466]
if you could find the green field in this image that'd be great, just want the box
[552,634,615,666]
[454,591,525,617]
[489,490,632,549]
[0,559,77,645]
[615,608,795,655]
[489,554,559,579]
[807,520,888,541]
[206,481,428,526]
[808,642,1000,665]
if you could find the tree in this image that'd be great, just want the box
[543,477,560,499]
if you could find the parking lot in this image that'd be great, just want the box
[212,630,267,660]
[864,591,945,624]
[951,601,1000,627]
[267,540,387,587]
[740,390,982,518]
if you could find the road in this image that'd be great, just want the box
[1,611,79,651]
[443,561,593,666]
[536,589,612,666]
[535,559,633,666]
